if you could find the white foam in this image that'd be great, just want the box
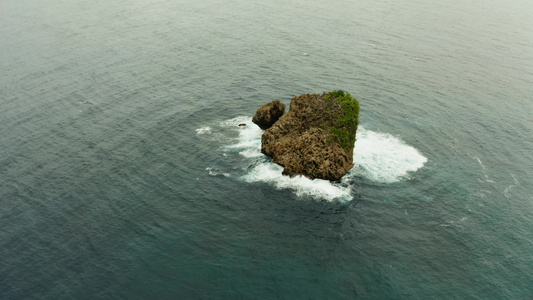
[196,126,211,135]
[206,167,230,177]
[221,117,264,152]
[239,147,263,158]
[226,124,263,151]
[218,116,252,127]
[242,163,353,202]
[347,127,428,183]
[207,117,427,201]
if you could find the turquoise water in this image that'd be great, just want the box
[1,0,533,298]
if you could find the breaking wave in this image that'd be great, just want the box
[197,117,427,201]
[348,127,428,183]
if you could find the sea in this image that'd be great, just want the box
[1,0,532,298]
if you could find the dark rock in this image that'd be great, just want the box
[252,100,286,130]
[260,91,359,181]
[238,123,246,126]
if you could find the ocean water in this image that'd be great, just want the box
[1,0,533,298]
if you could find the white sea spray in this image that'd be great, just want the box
[210,118,428,201]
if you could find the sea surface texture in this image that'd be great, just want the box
[1,0,532,298]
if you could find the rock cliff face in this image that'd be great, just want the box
[258,91,359,181]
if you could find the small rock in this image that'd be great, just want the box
[238,123,246,126]
[252,100,286,130]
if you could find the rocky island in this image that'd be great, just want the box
[253,91,360,181]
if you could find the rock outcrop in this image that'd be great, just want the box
[260,91,359,181]
[252,100,286,130]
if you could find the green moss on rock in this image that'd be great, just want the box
[325,90,360,152]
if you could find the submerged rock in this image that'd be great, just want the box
[252,100,286,130]
[260,91,359,181]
